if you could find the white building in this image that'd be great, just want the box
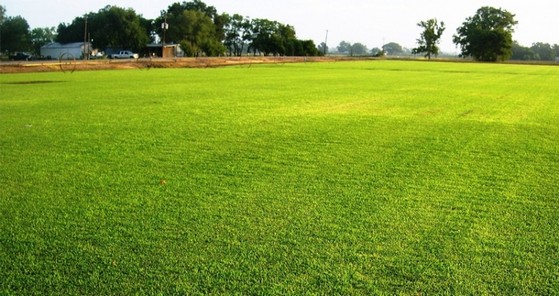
[40,42,92,60]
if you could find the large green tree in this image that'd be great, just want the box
[453,6,517,62]
[337,41,351,55]
[57,6,149,52]
[351,43,368,56]
[530,42,555,61]
[30,27,56,54]
[511,41,536,60]
[1,5,7,53]
[412,18,445,60]
[0,14,31,53]
[0,5,6,26]
[223,14,250,56]
[383,42,404,55]
[158,1,225,57]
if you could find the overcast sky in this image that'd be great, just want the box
[3,0,558,53]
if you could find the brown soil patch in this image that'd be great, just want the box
[0,56,364,74]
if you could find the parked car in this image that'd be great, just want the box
[109,51,139,59]
[10,52,34,61]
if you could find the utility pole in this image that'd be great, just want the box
[324,30,329,55]
[161,13,168,57]
[83,15,88,60]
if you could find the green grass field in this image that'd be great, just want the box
[1,60,558,294]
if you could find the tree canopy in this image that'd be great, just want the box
[57,6,150,52]
[1,14,31,53]
[412,18,445,60]
[30,27,56,54]
[383,42,404,55]
[453,6,517,62]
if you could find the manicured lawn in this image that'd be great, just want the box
[1,60,558,294]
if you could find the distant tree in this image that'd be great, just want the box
[412,18,445,60]
[277,23,297,55]
[159,1,224,56]
[511,41,536,60]
[223,13,247,56]
[246,19,291,56]
[337,41,351,54]
[530,42,554,61]
[318,42,328,55]
[185,10,217,56]
[370,47,383,56]
[0,5,6,26]
[453,6,517,62]
[56,18,84,44]
[299,39,321,56]
[351,42,368,56]
[0,15,31,53]
[383,42,403,55]
[248,18,277,55]
[1,6,8,53]
[30,27,56,54]
[57,6,149,52]
[139,17,156,44]
[92,6,149,51]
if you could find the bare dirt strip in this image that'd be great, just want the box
[0,56,365,73]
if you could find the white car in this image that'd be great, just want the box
[109,51,139,59]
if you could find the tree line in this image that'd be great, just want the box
[332,7,557,63]
[1,4,557,61]
[334,7,557,62]
[0,0,321,58]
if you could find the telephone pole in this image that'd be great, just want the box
[324,30,329,55]
[83,15,88,60]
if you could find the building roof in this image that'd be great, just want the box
[41,42,89,49]
[146,43,179,48]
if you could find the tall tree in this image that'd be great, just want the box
[318,42,328,55]
[223,14,244,56]
[159,1,225,56]
[0,5,6,26]
[412,18,445,60]
[57,6,149,52]
[337,41,351,55]
[511,41,536,60]
[299,40,320,56]
[92,6,149,51]
[370,47,383,56]
[453,6,517,62]
[383,42,403,55]
[248,18,279,56]
[530,42,554,61]
[0,15,31,53]
[351,43,368,56]
[31,27,56,54]
[56,17,86,44]
[1,6,7,53]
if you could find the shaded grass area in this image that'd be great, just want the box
[1,61,558,294]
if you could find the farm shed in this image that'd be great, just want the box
[40,42,92,60]
[143,44,184,58]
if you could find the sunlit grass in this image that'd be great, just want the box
[1,61,558,294]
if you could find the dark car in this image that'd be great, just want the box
[10,52,33,61]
